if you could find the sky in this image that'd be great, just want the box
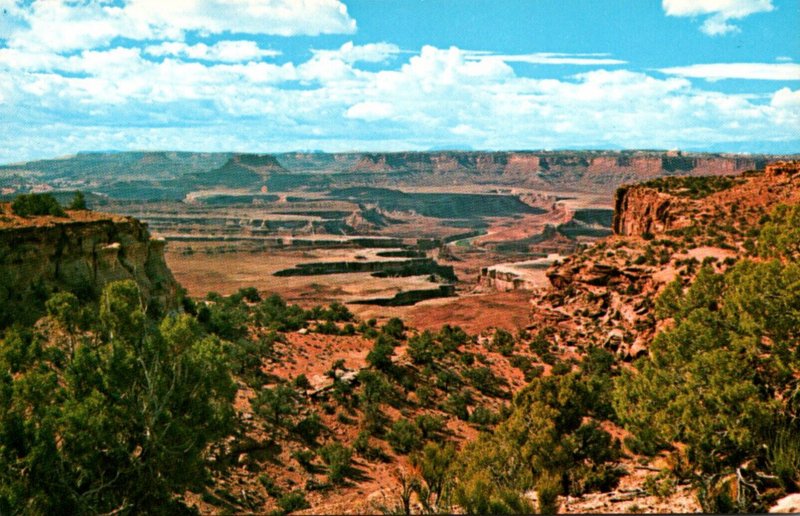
[0,0,798,163]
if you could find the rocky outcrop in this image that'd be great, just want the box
[765,160,800,178]
[612,185,686,236]
[480,268,531,291]
[193,154,288,189]
[769,493,800,513]
[0,207,179,327]
[612,186,674,235]
[529,160,800,364]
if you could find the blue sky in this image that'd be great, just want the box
[0,0,798,163]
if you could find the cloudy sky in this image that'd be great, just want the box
[0,0,798,163]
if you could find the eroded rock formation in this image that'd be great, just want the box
[0,206,179,326]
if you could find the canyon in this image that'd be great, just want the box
[1,154,799,514]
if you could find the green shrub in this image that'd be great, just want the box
[643,470,677,500]
[277,491,310,513]
[319,443,352,484]
[387,419,423,454]
[469,405,498,426]
[353,429,387,462]
[366,335,396,370]
[291,449,316,471]
[382,317,406,340]
[437,324,469,352]
[414,414,445,439]
[407,330,439,364]
[444,392,472,421]
[258,474,283,498]
[293,413,324,444]
[68,191,87,210]
[11,193,66,217]
[490,328,515,355]
[768,427,800,491]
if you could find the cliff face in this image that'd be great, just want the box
[0,207,179,326]
[612,186,684,236]
[301,151,770,193]
[613,160,800,237]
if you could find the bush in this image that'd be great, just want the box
[410,442,457,504]
[614,255,800,511]
[387,419,423,454]
[414,414,445,439]
[253,384,299,427]
[469,405,498,426]
[0,283,236,514]
[319,443,352,484]
[68,191,87,210]
[11,193,66,217]
[366,335,396,370]
[462,366,507,397]
[291,449,316,471]
[407,330,439,364]
[277,491,310,513]
[258,474,283,498]
[382,317,406,340]
[437,324,469,352]
[293,413,324,444]
[321,302,353,322]
[490,328,515,355]
[416,384,435,407]
[769,427,800,491]
[444,392,472,421]
[353,429,387,462]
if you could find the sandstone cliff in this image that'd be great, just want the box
[612,185,685,236]
[0,205,179,327]
[336,151,770,193]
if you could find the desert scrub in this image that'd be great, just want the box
[642,175,745,199]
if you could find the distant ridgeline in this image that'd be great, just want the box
[1,150,794,201]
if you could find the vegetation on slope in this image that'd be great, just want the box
[0,282,235,514]
[615,204,800,512]
[640,175,748,199]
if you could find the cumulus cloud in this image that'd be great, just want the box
[659,62,800,81]
[1,42,798,163]
[144,41,280,63]
[312,41,401,64]
[2,0,356,51]
[771,88,800,108]
[662,0,774,35]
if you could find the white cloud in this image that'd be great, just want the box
[312,41,401,64]
[659,62,800,81]
[3,0,356,52]
[295,41,401,82]
[0,44,798,163]
[145,41,280,63]
[662,0,774,35]
[345,101,394,120]
[466,52,627,66]
[771,88,800,108]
